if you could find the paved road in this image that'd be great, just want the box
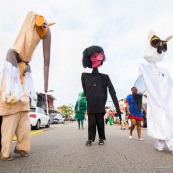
[1,122,173,173]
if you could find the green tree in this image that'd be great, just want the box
[58,104,74,119]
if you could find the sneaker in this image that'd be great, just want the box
[85,140,92,146]
[98,139,104,145]
[129,135,133,139]
[0,155,13,161]
[138,138,144,141]
[14,148,29,157]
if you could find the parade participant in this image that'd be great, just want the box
[139,30,173,153]
[81,45,121,146]
[0,11,55,161]
[126,87,146,141]
[74,91,87,129]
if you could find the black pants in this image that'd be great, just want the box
[0,116,2,151]
[88,113,105,142]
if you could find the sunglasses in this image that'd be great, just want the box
[150,35,167,52]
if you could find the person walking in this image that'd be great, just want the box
[74,91,87,129]
[126,87,146,141]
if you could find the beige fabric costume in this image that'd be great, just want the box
[0,11,46,158]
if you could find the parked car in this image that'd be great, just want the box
[70,116,76,121]
[54,114,65,124]
[49,113,57,124]
[29,107,50,130]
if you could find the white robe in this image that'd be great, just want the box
[139,64,173,142]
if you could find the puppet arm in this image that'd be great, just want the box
[106,75,121,119]
[81,74,86,96]
[139,65,162,107]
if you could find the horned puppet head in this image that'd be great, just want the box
[13,11,55,92]
[144,30,173,63]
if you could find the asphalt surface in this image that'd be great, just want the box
[1,121,173,173]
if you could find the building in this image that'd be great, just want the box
[30,92,58,115]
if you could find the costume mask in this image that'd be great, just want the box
[144,30,173,63]
[90,52,104,68]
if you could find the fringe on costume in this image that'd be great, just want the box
[0,60,37,102]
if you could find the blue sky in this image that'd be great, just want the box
[1,0,173,108]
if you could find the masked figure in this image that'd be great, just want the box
[74,91,87,129]
[139,30,173,153]
[81,45,121,146]
[0,11,54,160]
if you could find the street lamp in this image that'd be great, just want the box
[45,90,54,116]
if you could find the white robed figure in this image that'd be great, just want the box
[139,30,173,153]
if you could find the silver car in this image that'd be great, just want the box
[54,114,65,124]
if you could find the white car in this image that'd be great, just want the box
[29,107,50,130]
[54,114,65,124]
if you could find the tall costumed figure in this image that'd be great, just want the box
[81,45,121,146]
[139,30,173,153]
[0,11,55,160]
[74,91,87,129]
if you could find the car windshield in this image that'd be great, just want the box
[50,113,57,117]
[30,108,36,112]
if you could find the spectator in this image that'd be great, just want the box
[120,105,127,130]
[114,110,119,124]
[108,109,114,125]
[104,110,109,125]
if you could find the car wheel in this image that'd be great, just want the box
[46,120,50,128]
[35,120,40,130]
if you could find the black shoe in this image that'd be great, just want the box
[85,140,92,146]
[98,139,104,145]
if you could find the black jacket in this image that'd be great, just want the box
[81,68,121,116]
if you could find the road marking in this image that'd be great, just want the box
[55,125,62,128]
[13,130,44,141]
[12,124,65,141]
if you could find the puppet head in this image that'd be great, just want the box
[77,91,85,101]
[12,11,55,93]
[82,46,106,68]
[144,30,173,63]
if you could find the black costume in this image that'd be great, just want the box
[81,46,121,144]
